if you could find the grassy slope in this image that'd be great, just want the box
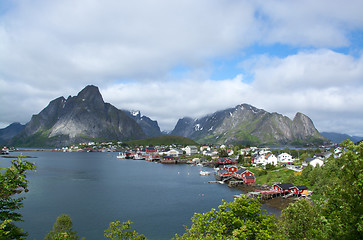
[251,167,299,185]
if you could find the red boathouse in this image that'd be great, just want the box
[232,168,255,183]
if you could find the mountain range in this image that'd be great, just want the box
[2,85,332,147]
[171,104,328,146]
[9,85,160,147]
[320,132,363,144]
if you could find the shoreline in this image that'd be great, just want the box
[233,183,295,210]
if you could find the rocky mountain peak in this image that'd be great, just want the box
[171,103,328,146]
[10,85,151,147]
[76,85,104,108]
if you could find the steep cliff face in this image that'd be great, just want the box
[12,85,146,147]
[171,104,328,145]
[123,110,162,137]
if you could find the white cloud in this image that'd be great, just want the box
[241,50,363,135]
[102,75,252,131]
[255,0,363,47]
[1,0,363,136]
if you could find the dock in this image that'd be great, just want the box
[208,181,225,184]
[246,190,288,200]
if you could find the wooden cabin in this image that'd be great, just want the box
[216,166,238,178]
[160,155,176,163]
[290,185,308,195]
[233,168,255,183]
[244,175,256,183]
[214,158,238,166]
[273,183,295,193]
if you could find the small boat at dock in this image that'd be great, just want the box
[117,152,126,159]
[200,170,211,175]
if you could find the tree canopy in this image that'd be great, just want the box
[174,195,279,240]
[0,156,36,239]
[44,214,83,240]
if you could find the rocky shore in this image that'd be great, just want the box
[232,183,295,210]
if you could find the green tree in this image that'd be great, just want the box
[218,149,228,158]
[279,199,330,239]
[45,214,83,240]
[322,140,363,239]
[0,156,36,239]
[104,220,146,240]
[174,195,279,240]
[280,140,363,239]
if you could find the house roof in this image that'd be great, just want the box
[275,183,295,190]
[294,185,308,190]
[236,168,247,174]
[304,157,314,162]
[219,158,231,162]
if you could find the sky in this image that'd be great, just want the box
[1,0,363,136]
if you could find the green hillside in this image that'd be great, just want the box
[126,135,198,146]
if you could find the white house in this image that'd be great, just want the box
[304,157,324,167]
[200,146,211,152]
[185,145,198,155]
[265,153,278,166]
[240,148,251,155]
[254,153,278,166]
[277,153,294,164]
[166,149,183,157]
[309,158,324,167]
[203,150,218,157]
[334,147,342,157]
[258,148,271,156]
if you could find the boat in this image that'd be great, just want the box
[116,152,127,159]
[133,153,145,160]
[200,170,211,175]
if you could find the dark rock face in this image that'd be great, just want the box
[171,104,328,145]
[123,110,162,137]
[0,122,25,145]
[12,85,146,146]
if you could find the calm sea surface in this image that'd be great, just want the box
[8,151,280,240]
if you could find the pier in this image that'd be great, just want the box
[246,189,293,200]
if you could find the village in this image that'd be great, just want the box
[51,141,343,202]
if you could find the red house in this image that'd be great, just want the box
[216,166,238,178]
[160,156,176,163]
[232,168,255,183]
[144,147,156,153]
[289,185,308,195]
[214,158,238,166]
[273,183,295,193]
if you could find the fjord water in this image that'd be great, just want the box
[16,151,279,240]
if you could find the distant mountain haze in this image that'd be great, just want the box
[0,122,25,145]
[320,132,363,144]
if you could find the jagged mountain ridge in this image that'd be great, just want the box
[11,85,151,147]
[0,122,25,145]
[171,104,328,145]
[123,110,162,137]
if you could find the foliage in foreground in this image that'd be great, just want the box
[104,220,146,240]
[44,214,84,240]
[279,140,363,240]
[174,195,279,240]
[0,156,36,239]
